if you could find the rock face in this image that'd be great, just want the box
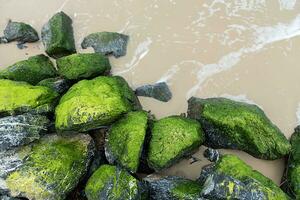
[81,32,129,58]
[2,21,39,43]
[145,176,203,200]
[56,53,111,80]
[0,114,49,151]
[187,97,291,160]
[0,79,58,116]
[0,54,57,85]
[135,82,172,102]
[147,116,204,171]
[3,134,94,200]
[105,111,148,172]
[55,76,139,132]
[85,165,142,200]
[37,77,71,94]
[41,12,76,58]
[198,153,289,200]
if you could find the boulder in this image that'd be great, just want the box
[135,82,172,102]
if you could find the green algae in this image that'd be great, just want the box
[147,116,204,171]
[3,20,39,43]
[106,111,148,172]
[170,178,203,199]
[0,54,57,85]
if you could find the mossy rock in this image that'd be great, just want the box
[105,111,148,172]
[0,79,59,116]
[144,176,203,200]
[5,134,94,200]
[37,77,71,94]
[187,97,291,160]
[147,116,204,171]
[85,164,142,200]
[56,53,111,80]
[55,76,139,132]
[41,11,76,58]
[0,54,57,85]
[3,20,39,43]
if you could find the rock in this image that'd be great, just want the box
[55,76,140,132]
[85,164,143,200]
[81,32,129,58]
[187,97,291,160]
[105,111,148,172]
[147,116,204,171]
[0,113,49,151]
[0,54,57,85]
[56,53,111,80]
[144,175,203,200]
[2,20,39,44]
[3,134,94,200]
[135,82,172,102]
[198,152,289,200]
[37,77,71,94]
[0,79,59,117]
[41,12,76,58]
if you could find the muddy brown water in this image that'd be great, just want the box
[1,0,300,185]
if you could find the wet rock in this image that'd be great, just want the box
[0,79,59,117]
[0,54,57,85]
[187,97,291,160]
[0,113,49,151]
[135,82,172,102]
[41,12,76,58]
[37,77,71,94]
[147,116,204,171]
[4,134,94,200]
[81,32,129,58]
[2,20,39,44]
[105,111,148,172]
[144,175,203,200]
[55,76,139,132]
[56,53,111,80]
[198,152,290,200]
[85,164,143,200]
[203,148,220,162]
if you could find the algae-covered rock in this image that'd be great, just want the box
[145,176,203,200]
[0,54,57,85]
[0,113,49,151]
[41,12,76,58]
[147,116,204,171]
[135,82,172,102]
[187,97,291,160]
[81,32,129,58]
[105,111,148,172]
[37,77,71,94]
[2,20,39,44]
[56,53,111,80]
[0,79,58,116]
[85,164,142,200]
[55,76,139,132]
[198,152,289,200]
[4,134,94,200]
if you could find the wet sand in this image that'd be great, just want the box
[1,0,300,184]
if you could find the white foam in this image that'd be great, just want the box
[278,0,297,10]
[296,103,300,125]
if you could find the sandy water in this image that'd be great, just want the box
[1,0,300,185]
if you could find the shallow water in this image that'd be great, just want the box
[1,0,300,184]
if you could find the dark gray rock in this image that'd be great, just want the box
[135,82,172,102]
[81,32,129,58]
[203,148,220,162]
[37,77,71,94]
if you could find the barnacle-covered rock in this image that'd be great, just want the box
[81,32,129,58]
[55,76,139,132]
[56,53,111,80]
[147,116,204,171]
[105,111,148,172]
[4,134,94,200]
[37,77,71,94]
[41,11,76,58]
[0,79,58,116]
[187,97,291,160]
[0,113,49,151]
[135,82,172,102]
[0,54,57,85]
[144,175,203,200]
[85,164,142,200]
